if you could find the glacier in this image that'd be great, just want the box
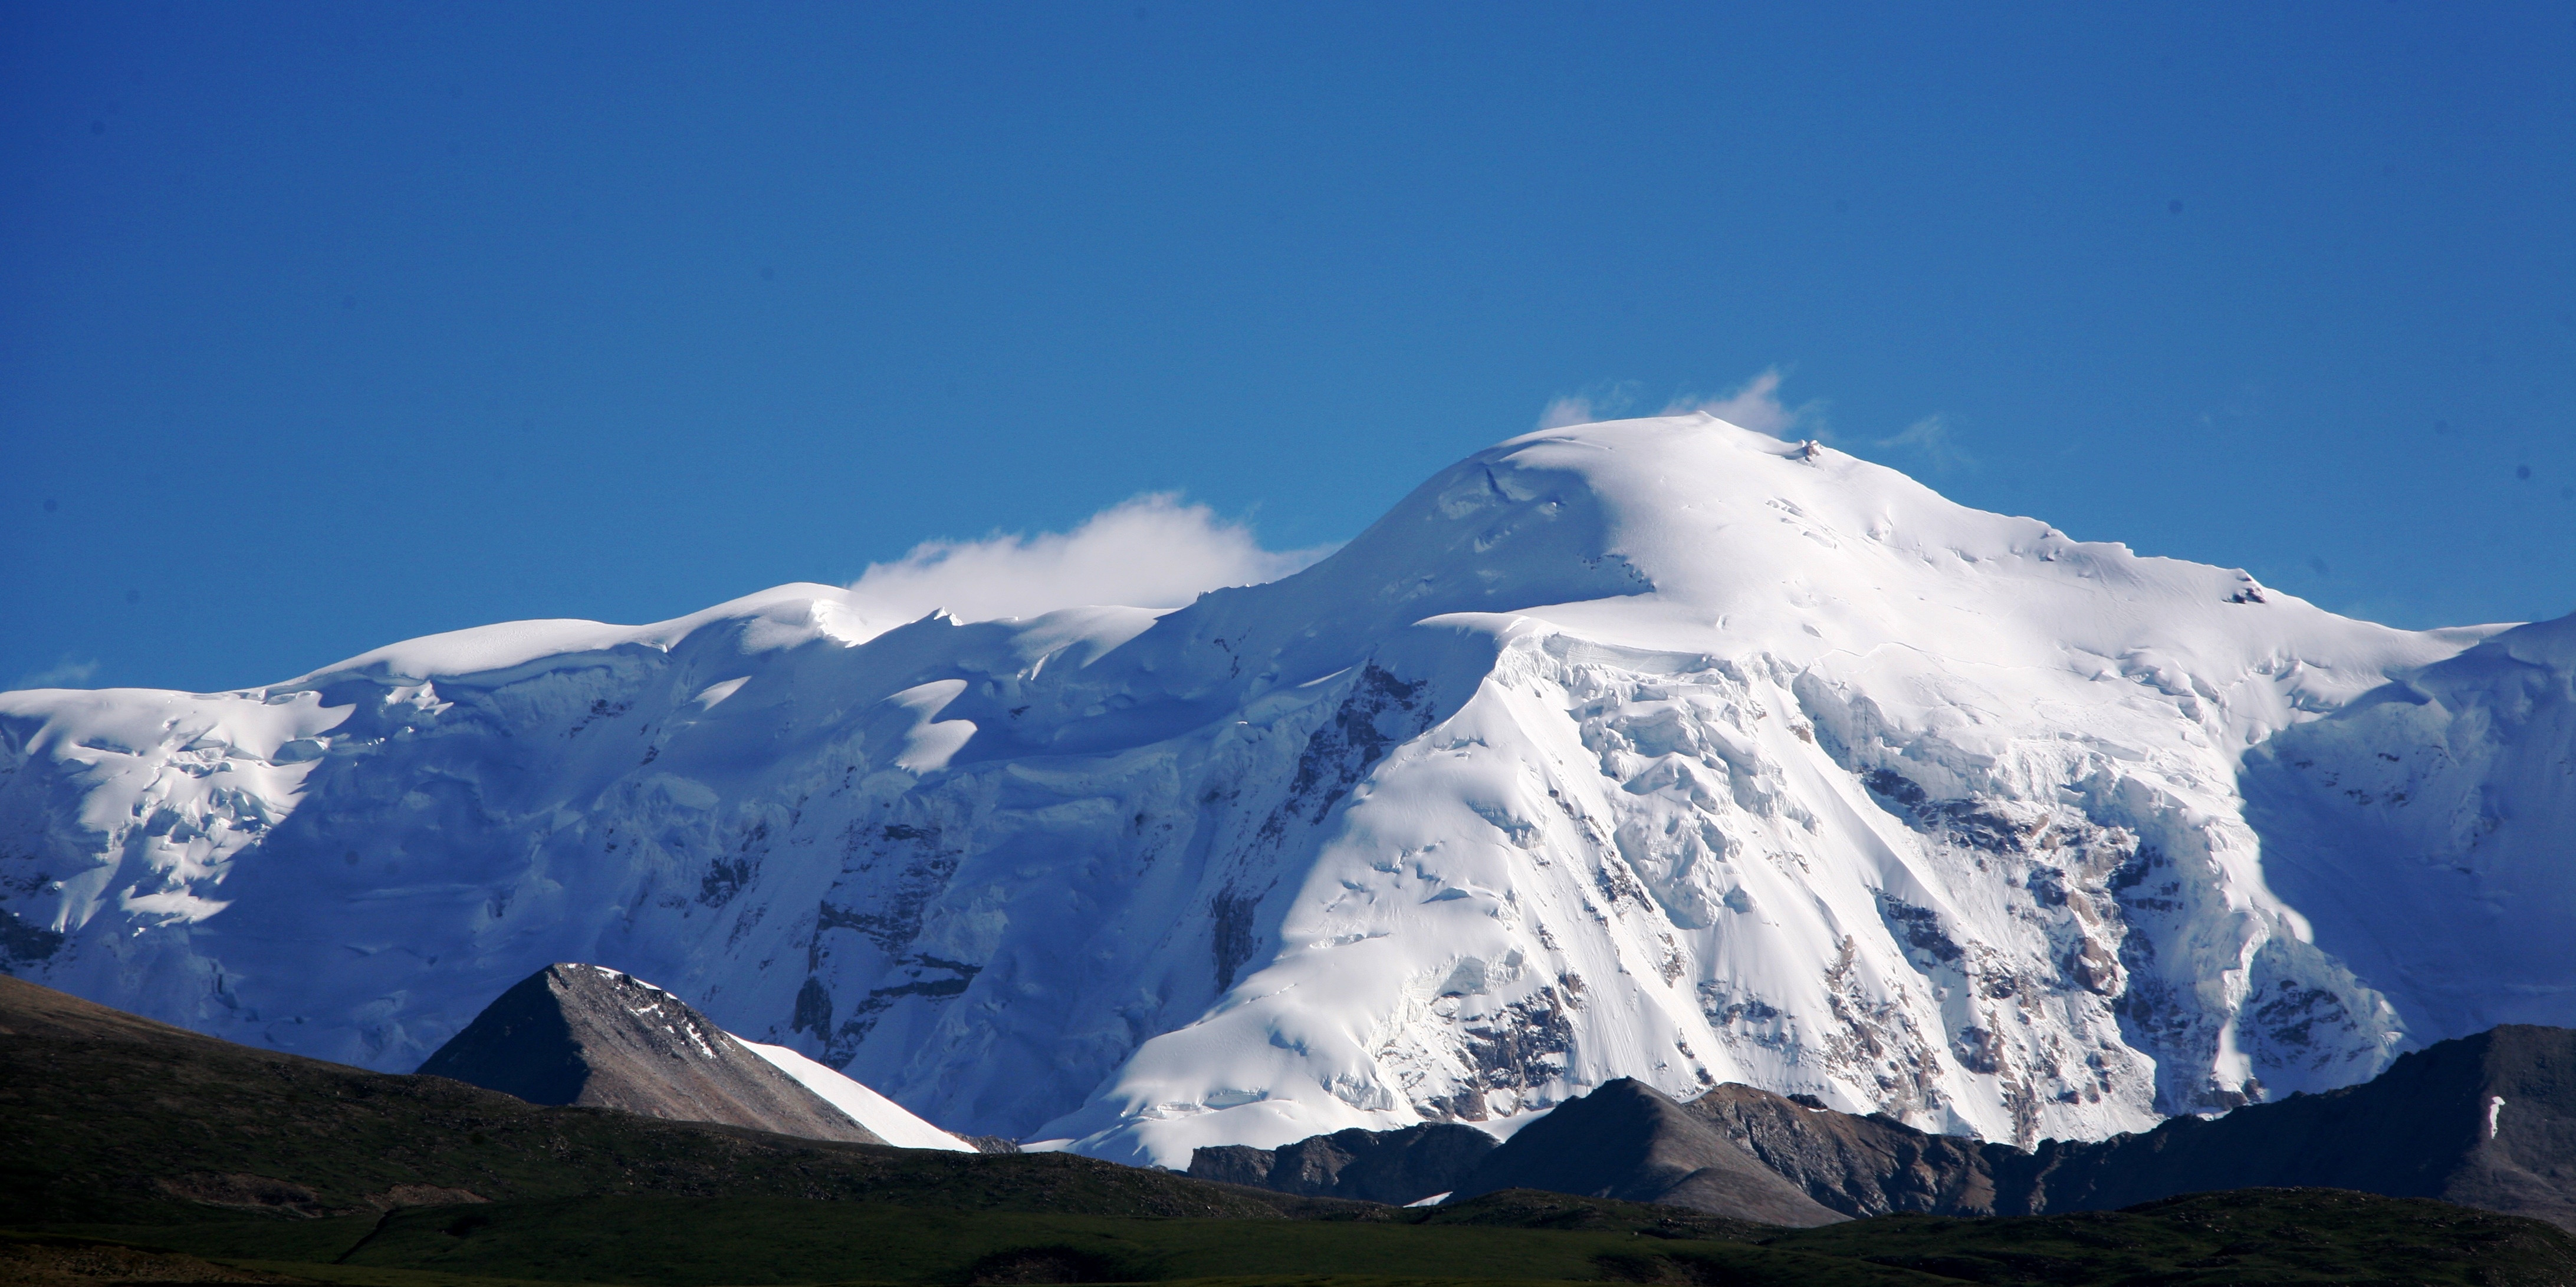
[2,414,2565,1167]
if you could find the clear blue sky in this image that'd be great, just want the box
[6,2,2572,693]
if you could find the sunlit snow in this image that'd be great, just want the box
[2,414,2564,1168]
[737,1037,978,1151]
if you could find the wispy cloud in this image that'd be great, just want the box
[1664,368,1821,439]
[11,655,100,690]
[1536,380,1647,430]
[1540,370,1967,475]
[1541,369,1826,440]
[1872,413,1974,473]
[845,495,1330,626]
[1535,396,1598,430]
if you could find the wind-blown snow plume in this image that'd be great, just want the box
[1870,414,1972,473]
[1662,369,1811,437]
[845,494,1325,625]
[1544,370,1818,439]
[10,656,98,690]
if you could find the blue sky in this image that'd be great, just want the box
[5,2,2572,693]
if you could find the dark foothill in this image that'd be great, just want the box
[416,963,887,1144]
[1213,1026,2576,1232]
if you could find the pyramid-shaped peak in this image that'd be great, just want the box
[417,963,886,1144]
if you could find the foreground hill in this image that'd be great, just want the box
[0,975,1303,1226]
[42,1189,2576,1287]
[416,962,975,1150]
[1201,1025,2576,1230]
[8,977,2573,1287]
[6,413,2571,1166]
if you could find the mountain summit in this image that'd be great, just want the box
[3,414,2568,1167]
[416,962,968,1148]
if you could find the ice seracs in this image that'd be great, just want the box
[1,413,2564,1170]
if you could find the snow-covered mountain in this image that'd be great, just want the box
[2,414,2565,1168]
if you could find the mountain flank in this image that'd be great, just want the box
[1192,1079,1845,1226]
[1456,1078,1846,1226]
[0,973,1320,1226]
[1985,1022,2576,1229]
[1200,1025,2576,1230]
[1683,1081,1996,1216]
[18,417,2571,1163]
[415,962,882,1143]
[1187,1122,1499,1204]
[8,976,2576,1286]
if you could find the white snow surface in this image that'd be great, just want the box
[2,414,2562,1168]
[737,1036,979,1151]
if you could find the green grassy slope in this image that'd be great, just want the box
[10,976,2574,1286]
[0,975,1319,1225]
[351,1194,1905,1286]
[48,1187,2576,1287]
[50,1195,1948,1287]
[1771,1187,2576,1286]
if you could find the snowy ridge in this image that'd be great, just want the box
[1,414,2564,1168]
[735,1036,978,1151]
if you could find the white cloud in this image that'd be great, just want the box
[1539,371,1966,477]
[11,655,100,690]
[1536,396,1598,430]
[1540,369,1826,440]
[845,495,1329,626]
[1665,368,1821,439]
[1873,413,1973,472]
[1535,380,1646,430]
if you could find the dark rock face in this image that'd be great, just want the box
[1990,1023,2576,1229]
[0,973,1339,1226]
[1454,1079,1845,1227]
[1186,1123,1496,1205]
[1682,1082,1997,1217]
[416,963,883,1144]
[1693,1024,2576,1231]
[1192,1026,2576,1231]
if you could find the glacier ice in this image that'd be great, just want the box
[2,414,2563,1168]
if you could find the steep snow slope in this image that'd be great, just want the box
[2241,614,2576,1042]
[737,1037,978,1151]
[0,415,2549,1168]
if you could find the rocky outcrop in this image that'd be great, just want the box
[416,963,884,1144]
[1451,1079,1845,1226]
[1207,1027,2576,1231]
[1681,1081,1998,1217]
[1187,1122,1496,1204]
[1991,1024,2576,1229]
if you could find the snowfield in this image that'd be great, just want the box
[2,414,2564,1166]
[734,1033,979,1151]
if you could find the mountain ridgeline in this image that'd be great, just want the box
[416,963,888,1144]
[7,973,2576,1287]
[0,973,1320,1228]
[5,414,2573,1167]
[1192,1025,2576,1230]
